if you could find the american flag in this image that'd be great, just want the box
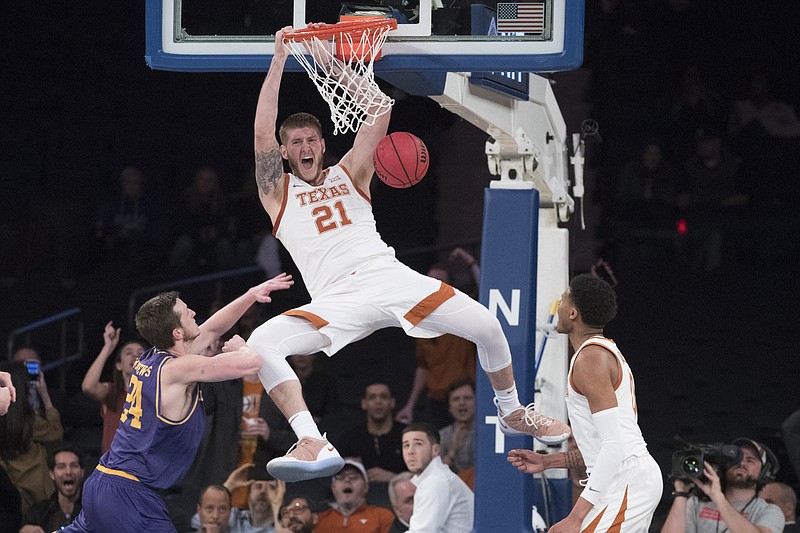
[497,3,545,34]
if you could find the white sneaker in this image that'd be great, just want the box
[495,398,571,444]
[266,434,344,482]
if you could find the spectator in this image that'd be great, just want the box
[401,423,473,532]
[609,137,679,262]
[191,463,287,532]
[662,66,727,163]
[439,380,475,474]
[396,248,478,428]
[81,321,147,453]
[678,128,747,272]
[387,472,415,533]
[280,496,317,533]
[169,166,236,272]
[12,346,66,431]
[0,361,57,514]
[661,438,785,533]
[0,370,15,416]
[19,442,84,533]
[759,482,798,533]
[730,72,800,141]
[193,484,233,533]
[315,459,395,533]
[337,383,407,483]
[93,166,166,267]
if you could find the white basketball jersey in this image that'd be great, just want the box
[566,337,648,471]
[272,166,395,298]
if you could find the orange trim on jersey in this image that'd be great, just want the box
[569,370,580,396]
[96,464,140,482]
[283,309,330,329]
[570,340,624,395]
[337,164,371,204]
[404,282,456,327]
[605,486,629,533]
[581,506,607,533]
[272,173,291,236]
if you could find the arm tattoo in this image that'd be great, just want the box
[255,148,284,196]
[565,449,584,469]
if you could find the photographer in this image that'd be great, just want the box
[661,438,785,533]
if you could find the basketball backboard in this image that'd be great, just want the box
[145,0,584,83]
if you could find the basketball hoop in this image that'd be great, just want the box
[283,18,398,135]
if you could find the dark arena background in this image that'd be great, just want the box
[2,0,799,529]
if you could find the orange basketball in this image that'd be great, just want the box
[373,132,429,188]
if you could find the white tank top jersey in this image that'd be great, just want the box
[272,166,395,298]
[566,336,649,471]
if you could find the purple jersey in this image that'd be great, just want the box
[99,347,205,489]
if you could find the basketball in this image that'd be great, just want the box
[373,132,429,188]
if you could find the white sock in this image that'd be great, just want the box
[288,411,323,440]
[494,384,522,414]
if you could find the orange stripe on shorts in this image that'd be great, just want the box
[283,309,330,329]
[403,282,456,327]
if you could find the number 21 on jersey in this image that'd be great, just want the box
[313,200,352,234]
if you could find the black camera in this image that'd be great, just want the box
[671,441,742,481]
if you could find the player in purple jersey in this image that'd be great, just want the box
[63,273,293,533]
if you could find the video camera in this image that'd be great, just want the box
[671,440,742,482]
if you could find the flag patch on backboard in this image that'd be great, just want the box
[497,3,546,34]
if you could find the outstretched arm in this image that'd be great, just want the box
[162,336,263,387]
[507,448,585,474]
[255,28,291,215]
[158,336,264,421]
[338,76,392,191]
[190,273,293,354]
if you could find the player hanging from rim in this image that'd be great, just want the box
[508,274,662,533]
[247,26,570,483]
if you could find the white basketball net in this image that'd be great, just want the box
[285,22,395,135]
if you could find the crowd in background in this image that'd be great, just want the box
[2,0,800,531]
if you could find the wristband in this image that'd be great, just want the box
[672,491,690,498]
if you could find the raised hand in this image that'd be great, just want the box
[242,416,271,441]
[692,462,723,502]
[224,462,255,493]
[248,273,294,303]
[274,26,292,61]
[395,404,413,424]
[449,247,476,265]
[103,321,121,349]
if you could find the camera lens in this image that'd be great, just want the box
[682,457,702,476]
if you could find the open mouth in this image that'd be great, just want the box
[342,487,354,495]
[301,156,313,170]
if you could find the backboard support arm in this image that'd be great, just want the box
[430,71,584,221]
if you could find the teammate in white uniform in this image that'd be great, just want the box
[508,274,662,533]
[248,27,571,482]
